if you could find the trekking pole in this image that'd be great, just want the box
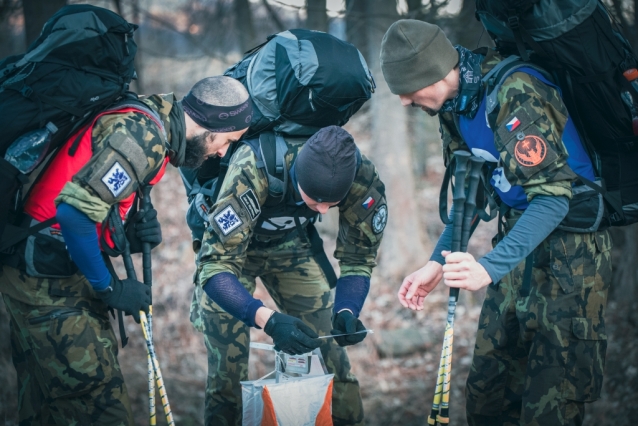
[139,185,156,425]
[119,234,158,425]
[437,156,485,425]
[139,185,175,426]
[428,151,471,425]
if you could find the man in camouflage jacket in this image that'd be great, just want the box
[381,20,611,426]
[0,76,251,425]
[188,125,387,426]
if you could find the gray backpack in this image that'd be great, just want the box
[224,29,375,138]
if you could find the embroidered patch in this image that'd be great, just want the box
[214,205,243,236]
[515,135,547,167]
[101,162,131,197]
[239,189,261,220]
[506,117,521,132]
[372,204,388,234]
[362,196,375,210]
[491,167,512,192]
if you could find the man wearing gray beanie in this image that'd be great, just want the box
[382,20,611,426]
[183,125,387,425]
[0,74,254,425]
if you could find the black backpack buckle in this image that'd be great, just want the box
[507,16,520,30]
[20,85,33,98]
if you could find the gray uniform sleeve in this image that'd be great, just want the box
[478,195,569,284]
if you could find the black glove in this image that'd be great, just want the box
[331,310,367,347]
[126,205,162,254]
[96,277,151,323]
[264,312,321,355]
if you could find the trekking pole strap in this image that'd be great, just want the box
[102,253,129,347]
[439,157,454,225]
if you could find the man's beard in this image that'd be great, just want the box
[411,102,438,117]
[183,132,212,169]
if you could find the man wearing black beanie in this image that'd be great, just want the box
[183,125,387,425]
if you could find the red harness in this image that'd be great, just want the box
[23,106,168,249]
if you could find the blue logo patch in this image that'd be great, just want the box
[101,162,131,197]
[214,205,243,236]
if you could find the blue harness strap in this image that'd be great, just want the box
[457,63,595,211]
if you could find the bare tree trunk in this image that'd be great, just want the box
[131,0,144,94]
[366,0,428,279]
[260,0,285,32]
[406,0,425,20]
[306,0,327,32]
[345,0,367,57]
[234,0,256,53]
[22,0,66,46]
[448,0,486,47]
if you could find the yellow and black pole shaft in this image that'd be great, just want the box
[140,185,156,425]
[437,155,485,425]
[139,185,174,426]
[429,150,471,425]
[430,152,485,425]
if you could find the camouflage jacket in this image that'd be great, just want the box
[197,137,387,284]
[439,50,576,203]
[54,94,176,222]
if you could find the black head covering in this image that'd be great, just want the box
[295,126,357,203]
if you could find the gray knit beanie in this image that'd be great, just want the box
[296,126,357,203]
[380,20,459,95]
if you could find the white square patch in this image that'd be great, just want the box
[101,162,131,197]
[214,205,243,236]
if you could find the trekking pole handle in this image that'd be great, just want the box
[451,151,471,253]
[460,157,485,253]
[140,185,153,288]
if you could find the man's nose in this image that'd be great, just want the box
[399,95,412,107]
[218,145,229,158]
[317,204,329,214]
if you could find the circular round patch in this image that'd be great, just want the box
[372,204,388,234]
[514,135,547,167]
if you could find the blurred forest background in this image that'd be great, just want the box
[2,0,638,425]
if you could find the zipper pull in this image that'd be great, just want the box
[308,89,316,112]
[124,33,130,55]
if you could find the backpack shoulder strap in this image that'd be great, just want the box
[258,132,289,205]
[482,56,553,127]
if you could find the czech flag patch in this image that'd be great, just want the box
[506,117,521,132]
[362,196,375,210]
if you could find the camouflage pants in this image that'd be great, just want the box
[190,238,364,426]
[466,229,612,426]
[0,266,133,426]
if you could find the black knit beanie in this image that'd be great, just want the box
[296,126,357,203]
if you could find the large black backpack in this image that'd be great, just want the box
[476,0,638,226]
[224,29,375,139]
[0,4,138,252]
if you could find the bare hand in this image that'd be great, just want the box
[398,261,443,311]
[442,251,492,291]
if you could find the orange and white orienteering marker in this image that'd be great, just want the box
[241,344,334,425]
